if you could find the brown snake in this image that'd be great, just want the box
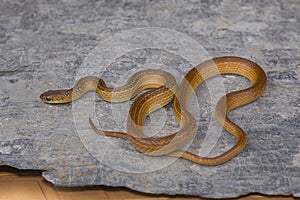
[40,56,267,166]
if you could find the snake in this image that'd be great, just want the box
[40,56,267,166]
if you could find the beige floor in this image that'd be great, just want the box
[0,167,297,200]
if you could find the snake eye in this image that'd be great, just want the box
[45,96,52,101]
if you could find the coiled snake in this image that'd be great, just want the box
[40,56,266,165]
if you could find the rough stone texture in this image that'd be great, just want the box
[0,0,299,198]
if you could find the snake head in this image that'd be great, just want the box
[40,89,72,104]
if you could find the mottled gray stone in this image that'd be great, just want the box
[0,0,299,198]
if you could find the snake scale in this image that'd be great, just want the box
[40,56,267,165]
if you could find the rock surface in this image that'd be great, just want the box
[0,0,299,198]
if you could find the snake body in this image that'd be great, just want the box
[40,56,266,165]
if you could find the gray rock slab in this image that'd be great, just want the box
[0,0,299,198]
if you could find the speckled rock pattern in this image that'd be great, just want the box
[0,0,299,198]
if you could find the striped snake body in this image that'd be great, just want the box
[40,56,267,165]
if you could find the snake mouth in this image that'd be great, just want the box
[40,92,52,103]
